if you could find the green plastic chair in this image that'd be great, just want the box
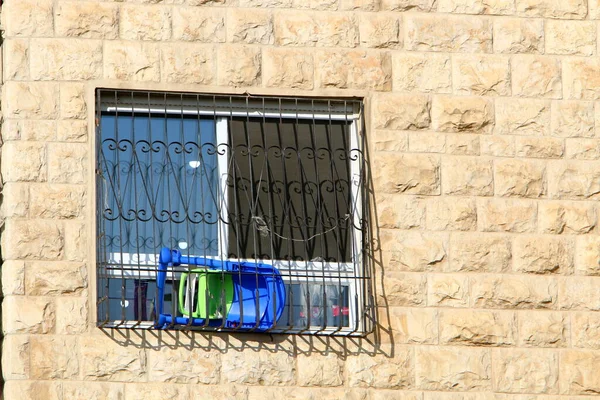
[178,269,234,319]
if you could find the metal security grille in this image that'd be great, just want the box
[95,89,373,336]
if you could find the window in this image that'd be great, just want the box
[96,89,373,335]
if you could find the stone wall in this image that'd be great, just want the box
[2,0,600,399]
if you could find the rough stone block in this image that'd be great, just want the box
[25,261,87,295]
[376,194,426,229]
[516,0,587,19]
[546,20,595,56]
[4,82,59,119]
[514,236,573,275]
[228,9,274,44]
[373,94,431,130]
[515,137,564,159]
[148,347,220,384]
[347,348,414,389]
[563,59,600,100]
[382,272,427,306]
[552,101,595,138]
[559,277,600,311]
[539,201,596,234]
[64,221,88,262]
[125,383,189,400]
[30,336,79,380]
[480,135,515,157]
[2,260,25,296]
[374,130,408,152]
[493,18,544,54]
[452,55,510,96]
[446,134,480,155]
[47,143,88,185]
[518,311,568,347]
[359,13,401,48]
[81,335,147,381]
[512,56,562,99]
[221,349,294,385]
[57,120,88,143]
[493,349,559,394]
[382,230,447,272]
[2,296,55,334]
[292,0,339,9]
[316,50,391,91]
[56,297,89,334]
[406,15,492,53]
[566,138,600,159]
[2,381,61,400]
[3,39,29,80]
[572,312,600,349]
[575,236,600,275]
[494,98,550,136]
[495,159,546,198]
[217,45,261,86]
[415,347,491,391]
[392,53,451,93]
[560,350,600,395]
[548,160,600,200]
[275,12,358,48]
[297,354,343,386]
[427,273,469,307]
[3,0,53,37]
[104,41,160,82]
[408,132,446,153]
[448,233,512,273]
[390,308,438,344]
[60,84,87,120]
[172,7,226,42]
[437,0,514,14]
[426,197,477,231]
[2,182,30,218]
[2,334,30,379]
[439,309,516,346]
[120,5,171,41]
[62,382,125,400]
[477,198,537,233]
[2,142,46,183]
[264,48,313,89]
[381,0,436,11]
[55,1,118,39]
[431,96,494,134]
[442,157,493,196]
[340,0,380,10]
[2,219,64,261]
[471,274,557,309]
[160,43,215,84]
[29,184,86,219]
[373,153,439,195]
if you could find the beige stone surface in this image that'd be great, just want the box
[30,336,79,380]
[545,20,596,56]
[80,335,147,382]
[552,101,595,138]
[217,45,261,86]
[160,44,215,84]
[2,260,26,296]
[29,184,86,219]
[439,309,516,346]
[408,132,446,153]
[494,98,550,136]
[62,382,125,400]
[56,297,89,334]
[406,15,492,53]
[516,0,587,18]
[3,39,29,81]
[297,353,343,386]
[221,349,294,385]
[173,7,226,42]
[125,383,189,400]
[147,347,220,384]
[575,236,600,275]
[2,219,64,261]
[1,182,30,218]
[548,160,600,200]
[373,94,431,130]
[559,350,600,395]
[512,56,562,99]
[563,58,600,100]
[389,308,438,344]
[347,348,414,388]
[316,50,391,91]
[57,120,88,142]
[559,277,600,311]
[446,134,480,155]
[373,153,439,195]
[380,0,436,11]
[47,143,88,184]
[480,135,515,157]
[104,41,160,82]
[381,230,447,272]
[25,261,87,295]
[359,14,401,49]
[572,312,600,349]
[120,5,171,41]
[442,157,493,195]
[274,12,358,48]
[431,96,494,134]
[2,334,30,380]
[438,0,514,14]
[373,130,408,152]
[427,273,469,307]
[2,381,62,400]
[3,0,54,37]
[4,82,59,119]
[376,194,425,229]
[264,48,313,89]
[566,138,600,159]
[477,198,537,233]
[452,55,510,96]
[55,1,119,39]
[426,197,477,231]
[60,84,87,120]
[518,311,568,348]
[495,159,546,198]
[539,201,596,234]
[381,272,427,307]
[448,233,511,272]
[2,296,55,334]
[229,8,274,44]
[471,274,557,309]
[393,53,451,93]
[493,18,544,54]
[493,349,559,394]
[513,236,573,275]
[515,137,564,159]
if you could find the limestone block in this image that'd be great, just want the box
[47,143,88,184]
[515,137,564,159]
[514,236,573,275]
[572,312,600,349]
[2,120,24,141]
[2,182,30,218]
[125,384,189,400]
[2,381,62,400]
[59,83,87,120]
[548,161,600,200]
[495,159,546,198]
[373,130,408,152]
[221,349,294,385]
[228,9,274,44]
[406,15,492,53]
[160,43,215,84]
[415,347,491,391]
[494,98,550,136]
[559,350,600,395]
[190,385,249,400]
[148,347,220,384]
[373,153,439,195]
[477,198,537,233]
[3,39,29,80]
[120,5,171,41]
[493,349,558,394]
[471,274,557,309]
[359,13,401,48]
[242,0,293,5]
[2,296,55,334]
[446,134,480,155]
[539,201,596,234]
[340,0,380,10]
[427,197,477,231]
[3,0,53,37]
[173,7,225,42]
[512,56,561,99]
[575,236,600,275]
[25,261,87,296]
[81,335,147,381]
[376,194,425,229]
[381,230,447,272]
[373,94,431,130]
[437,0,514,14]
[427,273,469,307]
[560,276,600,311]
[274,12,358,47]
[480,136,515,157]
[217,45,261,86]
[390,308,438,344]
[452,55,510,96]
[382,272,427,306]
[187,0,230,4]
[516,0,587,19]
[442,157,493,196]
[393,53,452,93]
[2,260,25,296]
[4,82,59,119]
[62,382,125,400]
[29,184,86,219]
[408,132,446,153]
[2,334,30,379]
[439,309,516,346]
[262,48,312,89]
[57,120,88,143]
[104,41,160,82]
[316,50,391,91]
[381,0,436,11]
[55,1,118,39]
[297,353,343,386]
[563,59,600,100]
[2,142,46,183]
[292,0,339,9]
[56,297,88,334]
[374,391,422,400]
[347,348,414,389]
[493,18,544,54]
[2,219,64,261]
[30,336,79,380]
[551,101,595,138]
[546,20,595,56]
[449,233,511,273]
[566,138,600,159]
[64,221,88,262]
[431,96,494,134]
[519,311,568,347]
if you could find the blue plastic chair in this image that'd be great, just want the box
[154,247,286,331]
